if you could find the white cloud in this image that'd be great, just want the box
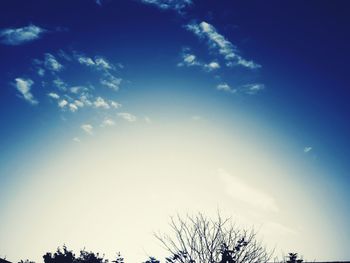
[216,83,236,94]
[80,94,93,107]
[58,99,68,108]
[205,61,220,71]
[178,49,220,72]
[74,100,84,108]
[100,75,122,91]
[70,86,87,94]
[242,83,265,95]
[101,118,115,127]
[77,55,112,70]
[144,116,152,123]
[94,97,110,109]
[47,92,60,99]
[44,53,63,72]
[78,56,95,66]
[14,78,38,105]
[73,137,81,143]
[218,169,279,212]
[81,124,93,135]
[110,100,122,109]
[186,21,261,69]
[0,25,46,45]
[37,68,45,77]
[69,103,78,112]
[178,53,199,67]
[182,53,197,65]
[53,78,67,91]
[304,146,312,153]
[95,57,111,70]
[118,112,137,122]
[139,0,192,12]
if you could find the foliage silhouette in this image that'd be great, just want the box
[18,260,35,263]
[43,246,110,263]
[286,253,303,263]
[143,257,160,263]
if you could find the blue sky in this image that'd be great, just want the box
[0,1,350,262]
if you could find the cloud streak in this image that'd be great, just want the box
[0,25,46,45]
[186,21,261,69]
[218,169,279,212]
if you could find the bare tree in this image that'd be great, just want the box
[155,213,271,263]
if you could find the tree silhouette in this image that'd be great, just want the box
[155,213,271,263]
[43,246,75,263]
[43,246,111,263]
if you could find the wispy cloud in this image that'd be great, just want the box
[44,53,63,72]
[186,21,261,69]
[76,54,113,71]
[144,116,152,123]
[94,97,110,109]
[73,137,81,143]
[69,103,78,112]
[101,118,116,127]
[52,78,67,91]
[218,169,279,212]
[100,74,122,91]
[191,115,202,121]
[74,100,84,108]
[205,61,220,71]
[241,83,265,95]
[14,78,38,105]
[304,146,312,153]
[0,24,46,45]
[14,49,128,139]
[118,112,137,122]
[216,83,236,94]
[110,101,122,109]
[75,53,122,91]
[81,124,94,135]
[58,99,68,109]
[139,0,192,13]
[70,86,89,95]
[178,49,220,72]
[178,53,199,67]
[47,92,60,99]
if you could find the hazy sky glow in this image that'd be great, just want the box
[0,1,350,263]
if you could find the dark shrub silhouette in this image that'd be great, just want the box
[286,253,303,263]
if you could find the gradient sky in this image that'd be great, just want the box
[0,1,350,262]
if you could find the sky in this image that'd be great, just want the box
[0,0,350,262]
